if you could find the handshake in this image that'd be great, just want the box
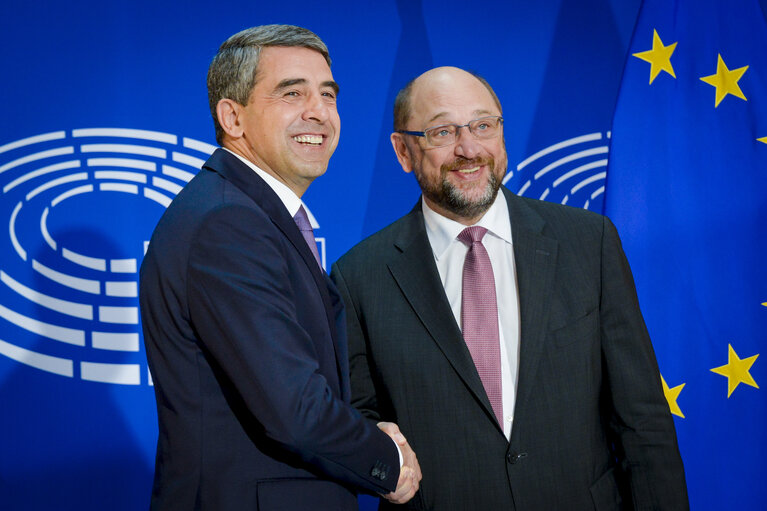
[377,422,423,505]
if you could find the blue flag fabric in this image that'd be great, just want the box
[604,0,767,508]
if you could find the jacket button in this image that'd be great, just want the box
[507,452,528,464]
[371,462,389,480]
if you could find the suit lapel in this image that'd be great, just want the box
[325,272,351,401]
[503,188,558,430]
[387,203,501,432]
[203,149,345,386]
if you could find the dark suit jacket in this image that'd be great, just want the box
[331,187,688,510]
[140,148,399,510]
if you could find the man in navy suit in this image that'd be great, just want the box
[140,25,420,510]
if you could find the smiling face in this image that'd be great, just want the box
[223,45,340,196]
[391,67,507,225]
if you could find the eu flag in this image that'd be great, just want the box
[604,0,767,508]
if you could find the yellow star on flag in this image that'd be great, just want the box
[633,29,677,84]
[758,137,767,145]
[700,54,749,107]
[710,343,759,397]
[661,375,685,418]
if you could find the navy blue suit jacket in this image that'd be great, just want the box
[140,148,398,510]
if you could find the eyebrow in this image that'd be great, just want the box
[274,78,340,96]
[426,109,495,126]
[323,80,340,95]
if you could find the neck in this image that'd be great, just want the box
[223,140,311,197]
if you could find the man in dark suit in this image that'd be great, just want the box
[140,25,420,510]
[331,67,688,510]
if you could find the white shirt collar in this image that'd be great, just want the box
[422,189,512,260]
[223,147,304,217]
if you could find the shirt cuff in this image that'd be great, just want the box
[393,438,403,467]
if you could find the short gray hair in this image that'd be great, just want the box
[207,24,331,144]
[393,71,502,131]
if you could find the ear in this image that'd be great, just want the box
[390,132,414,174]
[216,99,244,140]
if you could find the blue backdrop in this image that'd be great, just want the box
[1,1,763,509]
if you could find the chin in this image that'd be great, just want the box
[296,159,329,175]
[446,178,500,214]
[305,167,328,181]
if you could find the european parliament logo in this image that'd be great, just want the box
[0,129,211,385]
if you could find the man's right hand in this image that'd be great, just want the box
[377,422,422,504]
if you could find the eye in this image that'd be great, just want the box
[431,127,454,138]
[321,91,336,100]
[283,90,300,97]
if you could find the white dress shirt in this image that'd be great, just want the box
[422,192,521,440]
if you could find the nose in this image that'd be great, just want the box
[302,91,330,123]
[453,125,482,159]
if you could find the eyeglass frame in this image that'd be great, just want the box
[396,115,504,147]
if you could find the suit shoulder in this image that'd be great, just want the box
[173,168,260,212]
[513,193,607,240]
[146,169,274,260]
[335,212,416,269]
[162,168,271,224]
[517,193,603,223]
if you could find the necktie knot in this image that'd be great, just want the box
[293,205,313,232]
[293,205,322,269]
[458,225,488,246]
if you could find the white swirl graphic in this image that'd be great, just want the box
[0,128,217,385]
[505,131,610,210]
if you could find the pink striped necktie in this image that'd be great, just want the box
[293,205,322,269]
[458,226,503,427]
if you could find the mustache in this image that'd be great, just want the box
[440,156,494,173]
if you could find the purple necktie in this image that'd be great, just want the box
[293,205,322,269]
[458,226,503,427]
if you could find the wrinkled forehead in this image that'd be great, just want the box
[409,73,500,128]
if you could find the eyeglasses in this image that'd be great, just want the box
[397,116,503,148]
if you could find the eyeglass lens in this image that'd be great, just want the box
[424,117,502,147]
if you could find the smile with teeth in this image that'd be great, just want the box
[293,134,323,146]
[457,166,480,174]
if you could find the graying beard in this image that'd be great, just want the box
[439,171,500,219]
